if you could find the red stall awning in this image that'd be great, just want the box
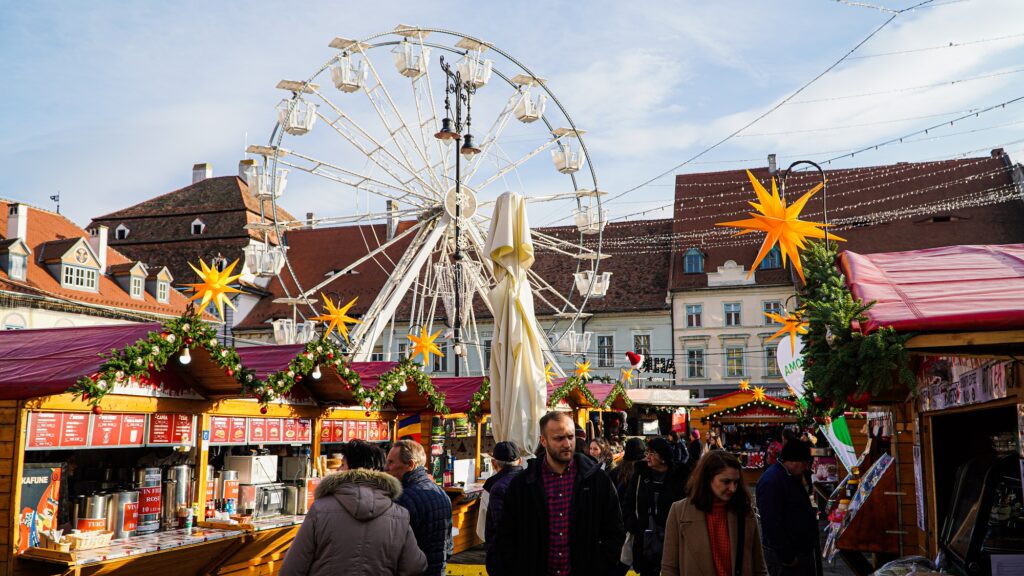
[841,244,1024,334]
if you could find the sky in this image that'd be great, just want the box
[3,0,1023,230]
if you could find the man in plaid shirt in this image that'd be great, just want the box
[495,412,625,575]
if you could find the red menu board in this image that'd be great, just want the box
[283,419,298,442]
[148,413,195,445]
[297,419,312,442]
[139,486,161,515]
[266,419,282,442]
[173,414,193,444]
[331,421,347,443]
[119,414,146,446]
[319,421,333,443]
[210,417,230,443]
[61,412,89,447]
[228,417,247,444]
[222,480,239,500]
[249,418,267,444]
[28,413,63,449]
[91,414,123,447]
[345,421,358,441]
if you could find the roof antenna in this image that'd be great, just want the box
[49,192,60,214]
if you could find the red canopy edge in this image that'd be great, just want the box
[430,377,486,414]
[841,244,1024,334]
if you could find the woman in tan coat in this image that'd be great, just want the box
[661,451,767,576]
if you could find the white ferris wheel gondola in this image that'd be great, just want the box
[510,74,547,123]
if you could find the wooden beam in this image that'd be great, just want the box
[905,329,1024,350]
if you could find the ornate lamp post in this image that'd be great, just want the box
[435,55,481,377]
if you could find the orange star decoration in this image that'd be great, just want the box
[787,386,797,397]
[738,379,751,391]
[407,327,444,366]
[716,170,845,283]
[544,363,556,385]
[185,259,243,321]
[621,368,635,386]
[574,359,592,380]
[752,386,767,402]
[311,294,360,342]
[765,309,809,354]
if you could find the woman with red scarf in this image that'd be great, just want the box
[661,451,767,576]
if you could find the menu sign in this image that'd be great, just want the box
[147,413,196,446]
[61,413,89,447]
[266,419,282,443]
[120,415,146,446]
[91,414,123,446]
[207,417,313,446]
[210,416,231,444]
[320,420,390,444]
[27,413,63,449]
[139,486,161,516]
[228,417,247,444]
[249,418,267,444]
[27,412,193,450]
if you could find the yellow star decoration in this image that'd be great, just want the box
[185,259,243,321]
[787,386,797,397]
[407,327,444,366]
[765,309,810,354]
[752,386,767,402]
[544,363,555,385]
[621,368,635,386]
[311,294,360,342]
[574,359,592,380]
[716,170,845,283]
[738,379,751,391]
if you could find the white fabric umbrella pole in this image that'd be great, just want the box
[485,192,547,453]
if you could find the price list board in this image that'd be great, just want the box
[207,417,312,446]
[320,420,391,444]
[26,412,194,450]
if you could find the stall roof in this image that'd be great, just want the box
[628,388,705,407]
[0,323,160,399]
[842,244,1024,334]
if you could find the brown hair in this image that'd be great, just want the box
[686,451,751,514]
[539,411,574,435]
[589,438,612,465]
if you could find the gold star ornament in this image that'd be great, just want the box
[739,379,751,391]
[185,259,243,321]
[716,170,845,283]
[765,309,809,354]
[311,294,360,342]
[752,386,767,402]
[407,327,444,366]
[574,359,592,380]
[544,363,556,385]
[621,368,635,386]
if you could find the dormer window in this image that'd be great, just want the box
[191,219,206,235]
[62,265,98,291]
[8,254,26,281]
[157,281,169,303]
[115,224,130,240]
[683,248,704,274]
[762,246,782,270]
[130,276,144,299]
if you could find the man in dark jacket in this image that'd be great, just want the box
[483,441,523,575]
[386,439,452,576]
[496,412,625,576]
[756,440,818,576]
[623,437,690,576]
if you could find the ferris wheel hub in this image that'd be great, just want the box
[443,185,478,220]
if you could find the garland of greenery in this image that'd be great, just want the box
[548,375,598,408]
[370,357,448,414]
[466,378,490,423]
[601,381,633,409]
[69,307,252,413]
[800,241,916,418]
[257,340,368,409]
[699,399,796,424]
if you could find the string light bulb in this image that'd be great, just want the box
[312,365,322,380]
[179,348,192,365]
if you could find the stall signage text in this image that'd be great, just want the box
[920,359,1012,412]
[27,412,189,450]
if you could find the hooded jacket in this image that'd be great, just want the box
[279,469,427,576]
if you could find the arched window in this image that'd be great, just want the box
[683,248,704,274]
[762,246,782,269]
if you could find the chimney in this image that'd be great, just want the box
[238,158,257,184]
[88,225,108,271]
[7,203,27,241]
[192,162,213,184]
[386,200,398,240]
[306,212,316,229]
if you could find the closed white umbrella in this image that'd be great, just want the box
[485,192,547,453]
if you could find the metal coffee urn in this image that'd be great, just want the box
[134,467,162,533]
[108,490,139,539]
[75,494,110,532]
[161,480,178,530]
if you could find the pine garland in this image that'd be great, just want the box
[371,357,448,415]
[601,381,633,409]
[548,375,598,408]
[800,241,916,418]
[466,378,490,423]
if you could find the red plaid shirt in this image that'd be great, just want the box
[541,457,576,576]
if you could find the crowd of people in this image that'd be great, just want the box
[280,413,821,576]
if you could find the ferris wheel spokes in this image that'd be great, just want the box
[460,91,520,184]
[468,133,572,193]
[411,57,453,189]
[273,149,433,206]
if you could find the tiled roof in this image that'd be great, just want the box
[670,153,1024,291]
[0,200,195,319]
[35,238,83,262]
[108,262,143,276]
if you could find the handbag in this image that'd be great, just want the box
[642,515,666,566]
[619,532,634,564]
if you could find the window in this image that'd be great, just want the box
[432,342,449,373]
[683,248,704,274]
[724,303,741,327]
[483,339,492,368]
[632,334,651,358]
[762,246,782,269]
[8,254,26,281]
[597,335,615,368]
[2,313,26,330]
[191,219,206,235]
[726,346,745,377]
[115,225,130,240]
[370,345,384,362]
[130,276,144,299]
[62,265,98,291]
[685,304,702,328]
[157,281,169,303]
[765,346,780,377]
[398,342,408,359]
[763,301,783,325]
[686,349,705,378]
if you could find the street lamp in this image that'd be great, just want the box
[435,55,481,377]
[778,159,831,250]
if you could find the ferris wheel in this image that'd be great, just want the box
[242,25,608,376]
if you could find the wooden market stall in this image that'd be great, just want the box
[689,390,798,484]
[820,244,1024,575]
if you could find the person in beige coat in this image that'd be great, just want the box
[661,451,767,576]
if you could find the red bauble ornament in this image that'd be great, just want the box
[260,405,268,415]
[327,352,334,360]
[295,375,303,383]
[92,405,103,415]
[227,369,234,377]
[365,411,371,417]
[148,362,155,369]
[82,392,90,400]
[185,337,193,345]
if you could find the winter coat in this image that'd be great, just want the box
[623,461,690,573]
[279,469,426,576]
[394,466,452,576]
[687,439,703,465]
[483,464,522,575]
[661,499,767,576]
[671,440,690,465]
[755,462,818,562]
[495,453,625,576]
